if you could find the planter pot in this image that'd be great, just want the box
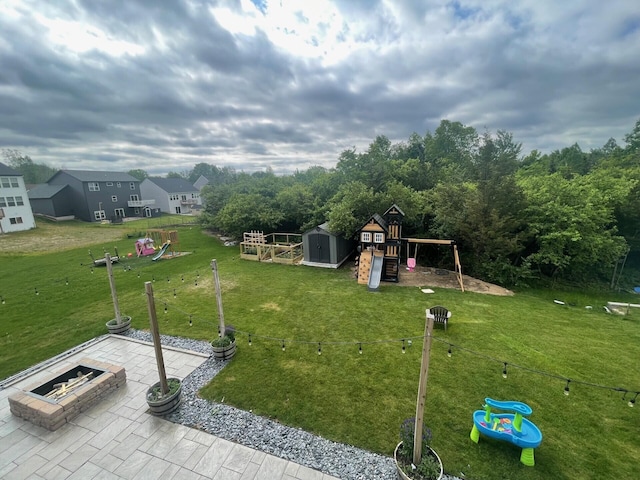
[146,378,182,415]
[106,316,131,334]
[394,442,443,480]
[212,339,236,361]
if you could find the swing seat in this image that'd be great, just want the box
[407,258,416,272]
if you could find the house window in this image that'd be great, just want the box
[94,210,106,221]
[0,177,10,188]
[134,208,140,215]
[9,217,23,224]
[130,194,139,201]
[6,196,15,207]
[88,182,100,191]
[129,182,135,190]
[106,182,113,186]
[111,196,118,202]
[10,178,19,187]
[0,197,5,207]
[114,208,125,217]
[117,182,121,188]
[15,196,24,206]
[374,232,384,243]
[361,232,371,242]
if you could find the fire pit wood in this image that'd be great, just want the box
[45,372,95,399]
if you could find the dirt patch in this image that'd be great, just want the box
[398,266,514,296]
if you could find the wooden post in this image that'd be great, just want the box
[145,281,169,395]
[453,245,465,292]
[105,253,122,324]
[211,259,226,337]
[413,314,435,465]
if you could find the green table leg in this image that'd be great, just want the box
[520,447,535,466]
[470,424,480,443]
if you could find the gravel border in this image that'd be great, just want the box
[132,329,463,480]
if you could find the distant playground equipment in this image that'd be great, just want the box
[89,248,119,267]
[355,204,465,291]
[239,231,303,265]
[470,398,543,466]
[135,229,181,261]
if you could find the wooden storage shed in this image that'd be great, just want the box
[302,222,355,268]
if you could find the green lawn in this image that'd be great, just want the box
[1,222,638,480]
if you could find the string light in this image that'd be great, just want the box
[91,267,94,274]
[152,275,155,282]
[1,295,5,305]
[137,272,140,278]
[144,296,639,407]
[65,278,69,286]
[167,277,170,283]
[35,287,39,296]
[189,315,192,327]
[181,275,184,282]
[164,303,168,314]
[173,289,177,298]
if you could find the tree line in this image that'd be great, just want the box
[4,118,639,287]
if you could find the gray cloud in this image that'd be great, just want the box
[1,0,639,175]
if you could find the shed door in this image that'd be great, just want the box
[309,233,330,263]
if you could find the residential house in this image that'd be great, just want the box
[140,177,201,214]
[45,170,156,222]
[0,162,37,233]
[27,184,73,220]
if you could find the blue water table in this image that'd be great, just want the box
[470,398,543,466]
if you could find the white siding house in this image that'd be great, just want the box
[139,177,201,214]
[0,162,36,233]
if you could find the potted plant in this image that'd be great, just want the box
[146,377,182,415]
[394,417,443,480]
[104,252,131,334]
[144,281,182,415]
[211,325,236,360]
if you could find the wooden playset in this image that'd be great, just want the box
[356,204,465,291]
[239,231,303,265]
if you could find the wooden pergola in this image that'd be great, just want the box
[402,238,465,292]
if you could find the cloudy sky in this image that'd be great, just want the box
[1,0,639,176]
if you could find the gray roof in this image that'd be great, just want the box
[52,170,138,182]
[28,183,67,199]
[0,162,22,176]
[146,177,197,193]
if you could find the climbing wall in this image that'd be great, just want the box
[357,250,373,284]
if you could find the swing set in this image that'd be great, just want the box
[403,238,465,292]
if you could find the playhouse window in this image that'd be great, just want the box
[111,196,118,202]
[88,182,100,191]
[94,210,106,221]
[361,232,371,242]
[374,232,384,243]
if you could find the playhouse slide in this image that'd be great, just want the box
[368,254,384,291]
[151,242,171,261]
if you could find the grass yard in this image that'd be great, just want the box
[1,220,639,480]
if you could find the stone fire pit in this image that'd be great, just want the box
[8,357,126,430]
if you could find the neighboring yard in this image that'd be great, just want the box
[0,219,638,480]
